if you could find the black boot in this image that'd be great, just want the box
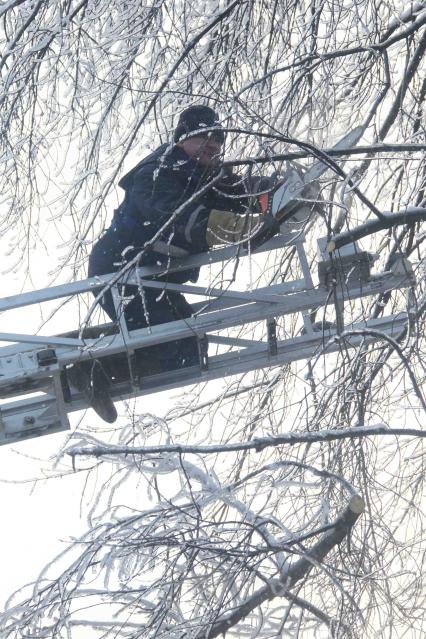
[67,360,118,423]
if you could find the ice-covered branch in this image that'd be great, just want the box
[67,424,426,461]
[224,143,426,168]
[327,207,426,250]
[198,495,364,639]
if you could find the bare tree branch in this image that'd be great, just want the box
[199,495,364,639]
[328,207,426,250]
[67,423,426,460]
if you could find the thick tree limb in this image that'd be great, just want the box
[327,207,426,250]
[198,495,364,639]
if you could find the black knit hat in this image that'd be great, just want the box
[173,105,225,143]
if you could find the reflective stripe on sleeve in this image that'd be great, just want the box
[152,240,190,257]
[184,204,206,243]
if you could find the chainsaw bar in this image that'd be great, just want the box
[269,126,364,220]
[247,126,364,250]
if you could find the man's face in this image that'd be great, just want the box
[178,134,223,167]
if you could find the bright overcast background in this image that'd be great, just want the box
[0,1,426,638]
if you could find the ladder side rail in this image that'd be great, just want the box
[0,279,308,356]
[129,279,303,305]
[200,313,409,377]
[36,271,411,367]
[0,271,304,346]
[0,333,86,347]
[0,312,409,446]
[0,271,412,375]
[190,278,308,313]
[0,232,300,314]
[105,314,407,400]
[209,335,266,348]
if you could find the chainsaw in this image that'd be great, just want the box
[248,126,364,249]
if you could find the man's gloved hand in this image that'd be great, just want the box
[257,171,324,226]
[205,172,324,249]
[242,174,324,251]
[205,208,261,247]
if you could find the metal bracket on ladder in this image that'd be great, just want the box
[198,336,209,371]
[267,320,278,356]
[317,238,378,289]
[0,348,70,445]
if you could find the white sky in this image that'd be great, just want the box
[0,433,88,607]
[0,257,185,611]
[0,387,185,610]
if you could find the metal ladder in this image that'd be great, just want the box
[0,231,414,445]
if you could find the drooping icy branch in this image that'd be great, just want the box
[67,423,426,460]
[196,494,365,639]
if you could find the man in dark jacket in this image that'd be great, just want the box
[88,105,255,376]
[73,105,321,421]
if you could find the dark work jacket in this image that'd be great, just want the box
[89,144,248,283]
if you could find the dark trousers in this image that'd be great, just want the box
[97,285,199,371]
